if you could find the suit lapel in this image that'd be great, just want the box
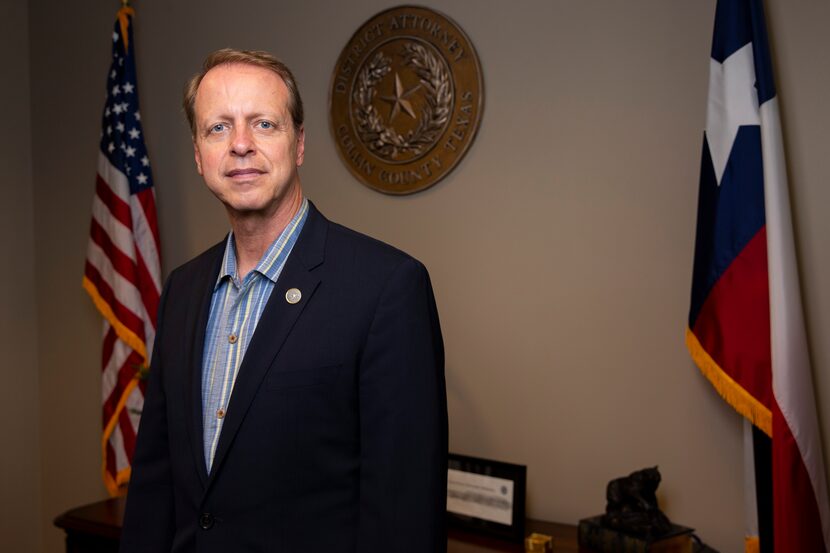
[182,241,225,488]
[205,203,328,489]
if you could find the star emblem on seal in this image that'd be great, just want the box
[381,73,421,121]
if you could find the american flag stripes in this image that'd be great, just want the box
[83,6,161,497]
[687,1,829,550]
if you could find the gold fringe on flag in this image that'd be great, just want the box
[686,327,772,437]
[82,275,148,363]
[101,376,139,497]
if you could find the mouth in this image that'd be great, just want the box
[226,168,265,179]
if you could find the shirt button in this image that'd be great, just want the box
[199,512,214,530]
[228,333,238,344]
[216,408,225,419]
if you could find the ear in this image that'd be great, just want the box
[193,139,204,175]
[295,126,305,167]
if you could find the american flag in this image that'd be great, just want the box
[82,6,161,497]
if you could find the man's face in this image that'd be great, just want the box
[192,63,304,219]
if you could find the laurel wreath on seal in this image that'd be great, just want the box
[353,43,452,160]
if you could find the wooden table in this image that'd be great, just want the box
[53,499,124,553]
[55,498,583,552]
[449,520,581,552]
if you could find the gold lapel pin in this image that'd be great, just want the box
[285,288,302,304]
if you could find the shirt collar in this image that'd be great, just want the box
[215,198,309,289]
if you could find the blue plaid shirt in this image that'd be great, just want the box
[201,199,309,471]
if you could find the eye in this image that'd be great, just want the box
[209,123,226,134]
[257,120,274,130]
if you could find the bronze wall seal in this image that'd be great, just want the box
[329,5,484,194]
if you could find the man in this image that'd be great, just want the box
[120,49,447,553]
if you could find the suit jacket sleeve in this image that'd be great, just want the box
[119,275,176,553]
[357,257,448,553]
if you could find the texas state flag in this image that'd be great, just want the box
[686,1,830,551]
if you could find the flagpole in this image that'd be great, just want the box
[752,425,773,553]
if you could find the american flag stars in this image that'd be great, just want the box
[99,32,153,195]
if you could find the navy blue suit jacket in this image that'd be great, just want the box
[120,203,447,552]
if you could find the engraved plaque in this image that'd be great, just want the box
[330,6,484,194]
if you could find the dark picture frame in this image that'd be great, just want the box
[446,453,527,542]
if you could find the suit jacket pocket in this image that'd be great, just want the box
[265,364,342,390]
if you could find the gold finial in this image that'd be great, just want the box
[117,1,134,51]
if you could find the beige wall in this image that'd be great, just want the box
[25,1,830,552]
[28,3,116,551]
[0,1,42,552]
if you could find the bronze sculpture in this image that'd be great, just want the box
[601,466,673,538]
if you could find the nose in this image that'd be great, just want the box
[230,126,255,157]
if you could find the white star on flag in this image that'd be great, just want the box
[107,126,112,136]
[112,85,121,96]
[110,69,116,79]
[116,122,125,133]
[112,31,118,42]
[107,142,115,153]
[125,146,136,157]
[134,111,141,121]
[123,82,134,94]
[136,173,148,185]
[140,156,150,167]
[705,43,761,185]
[128,128,140,140]
[113,104,123,115]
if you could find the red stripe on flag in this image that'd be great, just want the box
[118,404,137,460]
[102,326,117,368]
[692,228,773,409]
[102,349,143,423]
[90,218,138,282]
[772,399,828,552]
[106,440,117,480]
[96,174,132,229]
[84,261,146,342]
[137,375,148,395]
[135,188,161,254]
[134,249,159,326]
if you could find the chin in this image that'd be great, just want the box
[227,203,270,215]
[220,191,267,210]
